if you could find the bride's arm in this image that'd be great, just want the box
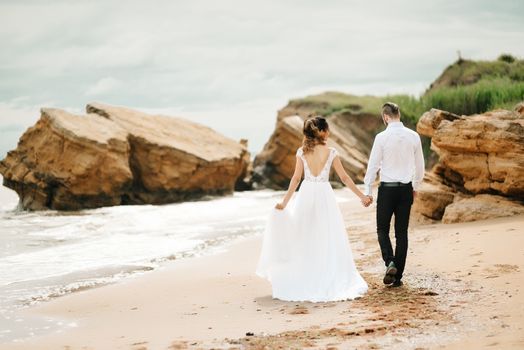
[275,156,304,210]
[332,156,371,206]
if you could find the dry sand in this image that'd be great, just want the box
[0,191,523,350]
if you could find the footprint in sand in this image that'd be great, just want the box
[169,340,189,349]
[131,341,149,350]
[493,264,519,273]
[289,306,309,315]
[485,264,519,278]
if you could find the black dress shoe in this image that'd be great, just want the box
[391,279,403,287]
[383,261,397,285]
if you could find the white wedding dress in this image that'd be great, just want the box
[256,147,368,302]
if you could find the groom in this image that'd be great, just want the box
[363,102,425,287]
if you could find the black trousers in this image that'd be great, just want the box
[376,183,413,281]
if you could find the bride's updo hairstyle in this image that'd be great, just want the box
[302,116,329,154]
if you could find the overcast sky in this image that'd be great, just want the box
[1,0,523,156]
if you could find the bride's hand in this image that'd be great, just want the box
[275,202,285,210]
[360,195,372,207]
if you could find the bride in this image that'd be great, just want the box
[256,116,369,302]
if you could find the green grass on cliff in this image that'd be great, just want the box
[288,92,385,117]
[421,77,524,116]
[289,92,424,126]
[428,55,524,91]
[293,55,524,123]
[286,55,524,167]
[389,77,524,121]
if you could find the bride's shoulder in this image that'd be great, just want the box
[296,147,304,156]
[328,146,339,155]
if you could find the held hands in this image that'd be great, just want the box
[360,195,373,207]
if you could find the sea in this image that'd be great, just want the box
[0,179,290,342]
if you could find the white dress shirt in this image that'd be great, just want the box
[363,121,425,196]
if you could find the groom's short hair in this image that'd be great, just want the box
[382,102,400,118]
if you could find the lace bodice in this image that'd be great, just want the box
[296,147,338,182]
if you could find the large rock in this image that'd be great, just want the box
[86,103,250,203]
[252,116,303,189]
[414,104,524,222]
[0,103,249,210]
[442,194,524,223]
[0,108,132,210]
[412,173,456,221]
[416,109,461,138]
[253,107,383,189]
[417,107,524,198]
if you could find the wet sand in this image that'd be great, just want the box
[0,191,523,349]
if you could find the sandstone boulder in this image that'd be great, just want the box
[418,108,524,198]
[416,108,461,138]
[414,104,524,223]
[252,116,303,189]
[86,103,250,203]
[0,108,132,210]
[0,103,249,210]
[442,194,524,223]
[412,174,456,221]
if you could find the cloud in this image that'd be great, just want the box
[0,98,42,157]
[0,98,43,125]
[0,0,523,154]
[85,77,124,96]
[0,97,86,158]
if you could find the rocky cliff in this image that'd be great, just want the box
[253,92,384,189]
[0,103,249,210]
[413,105,524,223]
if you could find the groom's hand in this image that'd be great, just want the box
[361,195,373,207]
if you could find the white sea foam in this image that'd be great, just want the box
[0,180,354,341]
[0,187,284,341]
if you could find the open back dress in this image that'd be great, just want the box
[256,147,368,302]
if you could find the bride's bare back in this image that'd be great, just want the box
[274,116,370,211]
[302,145,331,177]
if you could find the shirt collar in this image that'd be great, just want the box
[387,121,404,128]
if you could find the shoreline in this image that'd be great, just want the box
[0,191,522,349]
[0,183,282,344]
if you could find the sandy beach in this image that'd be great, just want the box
[1,1,523,349]
[0,192,523,350]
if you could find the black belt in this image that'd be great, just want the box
[380,181,412,187]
